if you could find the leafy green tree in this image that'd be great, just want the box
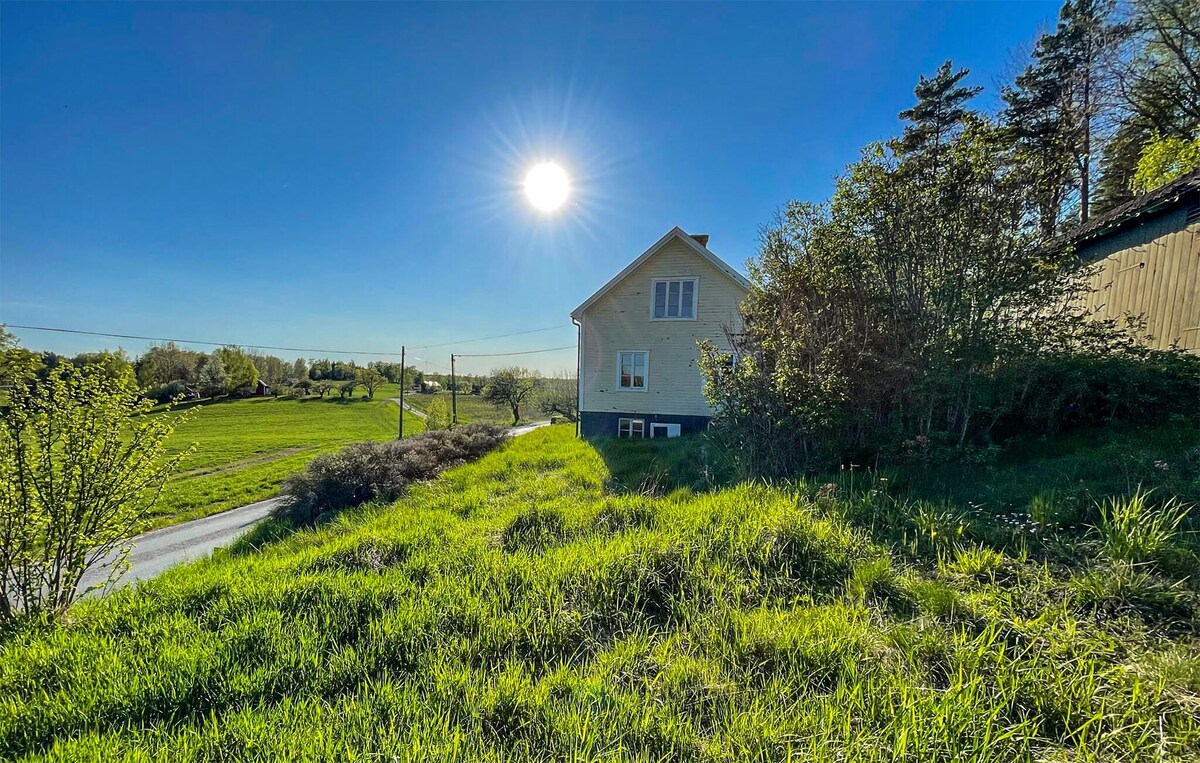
[135,343,204,388]
[249,353,288,385]
[424,396,451,431]
[197,354,229,398]
[1133,133,1200,190]
[482,368,539,426]
[71,350,135,386]
[0,325,40,386]
[0,358,192,621]
[338,379,359,398]
[356,368,386,399]
[309,359,332,380]
[216,346,258,393]
[291,357,308,381]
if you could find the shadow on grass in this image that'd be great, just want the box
[592,432,738,496]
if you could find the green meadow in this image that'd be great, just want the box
[402,390,539,425]
[3,424,1198,760]
[148,394,425,529]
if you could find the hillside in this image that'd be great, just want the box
[2,425,1198,760]
[149,394,425,529]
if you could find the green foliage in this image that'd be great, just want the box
[482,367,539,425]
[355,367,386,399]
[278,424,507,523]
[215,346,258,393]
[703,53,1200,478]
[0,358,191,622]
[196,353,229,398]
[1132,133,1200,191]
[1,426,1198,759]
[423,395,451,430]
[1094,489,1191,563]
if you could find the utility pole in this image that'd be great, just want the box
[450,353,458,426]
[398,345,405,439]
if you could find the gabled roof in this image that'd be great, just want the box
[570,226,750,320]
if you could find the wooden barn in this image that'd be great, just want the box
[1073,171,1200,352]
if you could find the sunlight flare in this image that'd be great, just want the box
[524,162,569,212]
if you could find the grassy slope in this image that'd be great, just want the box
[150,395,425,529]
[3,425,1199,760]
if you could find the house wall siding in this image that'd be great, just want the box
[1078,208,1200,352]
[579,237,747,422]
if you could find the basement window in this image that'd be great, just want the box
[618,418,645,438]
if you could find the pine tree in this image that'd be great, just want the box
[1002,0,1123,230]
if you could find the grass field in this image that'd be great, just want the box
[148,394,424,529]
[3,425,1198,760]
[402,390,540,425]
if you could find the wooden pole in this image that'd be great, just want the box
[450,354,458,426]
[398,345,405,439]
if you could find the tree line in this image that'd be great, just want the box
[699,0,1200,477]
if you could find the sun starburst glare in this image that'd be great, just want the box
[524,162,569,212]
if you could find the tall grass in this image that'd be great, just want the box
[1,426,1197,760]
[1094,489,1191,563]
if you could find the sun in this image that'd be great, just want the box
[524,162,569,212]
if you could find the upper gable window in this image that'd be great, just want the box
[651,278,697,320]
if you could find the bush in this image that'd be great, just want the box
[277,424,507,523]
[144,379,191,404]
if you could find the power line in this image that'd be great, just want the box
[4,324,406,357]
[412,325,569,350]
[4,323,572,366]
[454,344,576,358]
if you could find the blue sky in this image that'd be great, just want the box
[1,1,1058,374]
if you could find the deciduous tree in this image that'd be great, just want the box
[482,368,539,426]
[0,359,191,621]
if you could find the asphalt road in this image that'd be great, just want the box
[85,421,552,595]
[80,497,281,595]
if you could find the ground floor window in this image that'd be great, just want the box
[618,417,645,438]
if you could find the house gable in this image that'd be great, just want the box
[571,227,750,320]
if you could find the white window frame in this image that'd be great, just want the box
[650,423,681,438]
[615,350,649,392]
[650,277,699,321]
[618,418,645,438]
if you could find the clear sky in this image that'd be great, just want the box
[1,1,1059,374]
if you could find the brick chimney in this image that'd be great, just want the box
[690,233,710,247]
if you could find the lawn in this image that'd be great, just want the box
[3,425,1198,760]
[148,394,425,529]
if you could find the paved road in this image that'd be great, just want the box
[389,397,427,419]
[86,422,553,594]
[80,497,281,595]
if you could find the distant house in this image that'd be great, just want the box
[571,227,750,438]
[1073,170,1200,352]
[254,379,270,396]
[418,380,442,394]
